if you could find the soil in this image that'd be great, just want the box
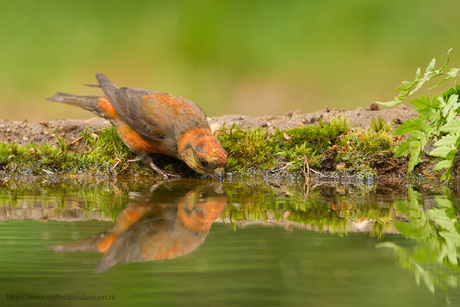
[0,103,416,154]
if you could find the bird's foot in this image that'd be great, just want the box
[149,162,181,180]
[130,154,181,180]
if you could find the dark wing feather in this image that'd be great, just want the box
[95,73,209,143]
[96,73,169,142]
[118,87,171,142]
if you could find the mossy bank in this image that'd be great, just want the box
[0,104,435,181]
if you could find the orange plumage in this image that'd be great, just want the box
[47,73,227,179]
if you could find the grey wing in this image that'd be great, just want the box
[119,87,171,142]
[96,73,171,142]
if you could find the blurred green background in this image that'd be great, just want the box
[1,0,460,121]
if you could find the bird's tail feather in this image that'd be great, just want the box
[95,73,119,103]
[46,92,102,115]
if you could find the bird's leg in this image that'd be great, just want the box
[132,154,181,180]
[148,161,182,180]
[127,155,144,163]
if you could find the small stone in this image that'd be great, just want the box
[369,103,380,111]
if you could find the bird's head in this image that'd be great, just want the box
[178,129,227,180]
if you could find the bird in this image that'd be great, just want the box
[46,73,227,179]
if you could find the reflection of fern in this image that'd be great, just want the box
[377,189,460,298]
[378,49,460,179]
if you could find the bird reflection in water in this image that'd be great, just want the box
[48,182,226,273]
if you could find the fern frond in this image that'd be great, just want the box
[440,118,460,133]
[377,49,453,106]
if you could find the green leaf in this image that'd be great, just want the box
[441,169,453,181]
[437,95,447,109]
[441,94,460,118]
[430,146,456,159]
[446,149,457,160]
[394,140,411,157]
[411,96,432,114]
[441,48,453,71]
[434,217,458,234]
[376,99,402,107]
[381,49,460,181]
[447,67,460,78]
[435,196,453,208]
[394,221,431,240]
[432,133,460,148]
[410,130,427,141]
[426,57,436,73]
[393,118,430,135]
[408,143,422,172]
[379,49,455,106]
[414,67,421,80]
[440,118,460,133]
[434,159,453,170]
[442,84,460,99]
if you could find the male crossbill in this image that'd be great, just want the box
[47,73,227,179]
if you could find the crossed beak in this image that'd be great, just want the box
[209,168,224,181]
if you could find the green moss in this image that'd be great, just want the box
[336,116,395,176]
[216,117,352,176]
[0,127,157,176]
[275,116,349,151]
[216,115,398,178]
[1,117,402,178]
[273,116,350,172]
[217,124,275,172]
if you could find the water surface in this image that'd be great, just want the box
[1,177,459,306]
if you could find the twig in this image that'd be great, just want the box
[68,135,84,146]
[302,156,310,179]
[68,129,100,147]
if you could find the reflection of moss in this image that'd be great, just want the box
[220,180,402,237]
[0,176,150,219]
[1,178,403,237]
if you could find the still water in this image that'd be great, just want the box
[1,177,460,306]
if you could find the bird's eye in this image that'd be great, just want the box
[199,158,209,168]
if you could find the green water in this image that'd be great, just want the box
[1,177,459,306]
